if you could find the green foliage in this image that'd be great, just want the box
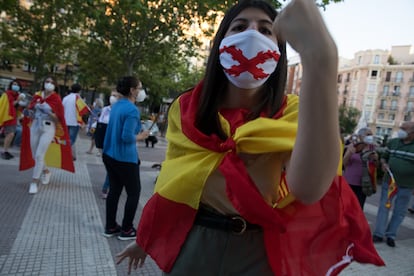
[1,0,343,97]
[339,105,361,135]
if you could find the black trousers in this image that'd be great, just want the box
[350,184,367,210]
[103,154,141,231]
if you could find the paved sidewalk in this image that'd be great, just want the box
[0,133,413,275]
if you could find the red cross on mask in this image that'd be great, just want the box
[219,30,280,89]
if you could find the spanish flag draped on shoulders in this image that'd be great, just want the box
[137,81,384,275]
[0,90,18,126]
[19,91,74,173]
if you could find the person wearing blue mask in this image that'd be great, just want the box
[0,80,24,160]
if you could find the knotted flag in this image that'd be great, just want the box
[136,81,384,275]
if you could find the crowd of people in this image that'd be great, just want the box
[0,0,413,274]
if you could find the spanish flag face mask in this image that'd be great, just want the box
[219,29,281,89]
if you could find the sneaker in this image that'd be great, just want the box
[29,183,38,194]
[408,208,414,214]
[386,237,396,247]
[103,225,121,238]
[372,235,383,243]
[118,228,137,241]
[1,152,14,160]
[41,171,51,185]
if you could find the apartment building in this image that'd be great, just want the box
[286,45,414,137]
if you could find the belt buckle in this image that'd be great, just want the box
[231,216,247,235]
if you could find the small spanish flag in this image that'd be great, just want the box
[75,95,89,125]
[0,93,13,126]
[385,168,397,208]
[368,160,377,193]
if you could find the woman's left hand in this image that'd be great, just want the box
[116,241,147,275]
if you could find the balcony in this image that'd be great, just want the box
[376,119,395,126]
[384,77,404,83]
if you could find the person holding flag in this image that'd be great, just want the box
[373,121,414,247]
[0,80,24,159]
[20,76,74,194]
[62,83,89,160]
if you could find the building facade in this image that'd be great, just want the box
[286,45,414,138]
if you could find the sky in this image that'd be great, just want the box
[286,0,414,59]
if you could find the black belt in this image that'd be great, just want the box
[194,205,261,235]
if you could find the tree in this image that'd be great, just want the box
[339,105,361,135]
[0,0,88,91]
[1,0,344,96]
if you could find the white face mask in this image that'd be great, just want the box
[363,135,374,145]
[109,95,118,105]
[136,89,146,102]
[44,82,55,92]
[397,129,408,139]
[219,30,280,89]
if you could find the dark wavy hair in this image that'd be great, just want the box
[116,76,139,97]
[8,79,21,90]
[195,0,287,139]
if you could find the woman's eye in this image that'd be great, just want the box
[231,24,246,32]
[259,27,272,35]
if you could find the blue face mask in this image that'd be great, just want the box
[11,84,20,92]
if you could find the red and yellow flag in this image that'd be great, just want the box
[0,93,13,126]
[75,95,89,125]
[136,81,384,275]
[19,92,74,173]
[385,168,397,208]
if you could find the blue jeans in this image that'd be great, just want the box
[373,181,413,239]
[13,125,22,147]
[67,125,80,146]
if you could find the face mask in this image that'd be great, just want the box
[109,95,118,105]
[136,89,146,102]
[363,135,374,145]
[44,83,55,92]
[11,85,20,92]
[219,30,280,89]
[397,129,408,139]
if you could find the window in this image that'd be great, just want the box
[374,55,380,64]
[354,71,358,80]
[380,99,386,109]
[409,86,414,97]
[378,113,384,119]
[358,56,362,64]
[393,86,400,95]
[368,83,376,92]
[407,101,414,112]
[366,97,373,106]
[388,114,395,121]
[337,74,342,83]
[385,71,391,82]
[346,73,350,82]
[391,100,398,110]
[396,71,403,82]
[371,70,378,78]
[382,85,389,96]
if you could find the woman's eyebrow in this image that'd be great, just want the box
[230,17,273,27]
